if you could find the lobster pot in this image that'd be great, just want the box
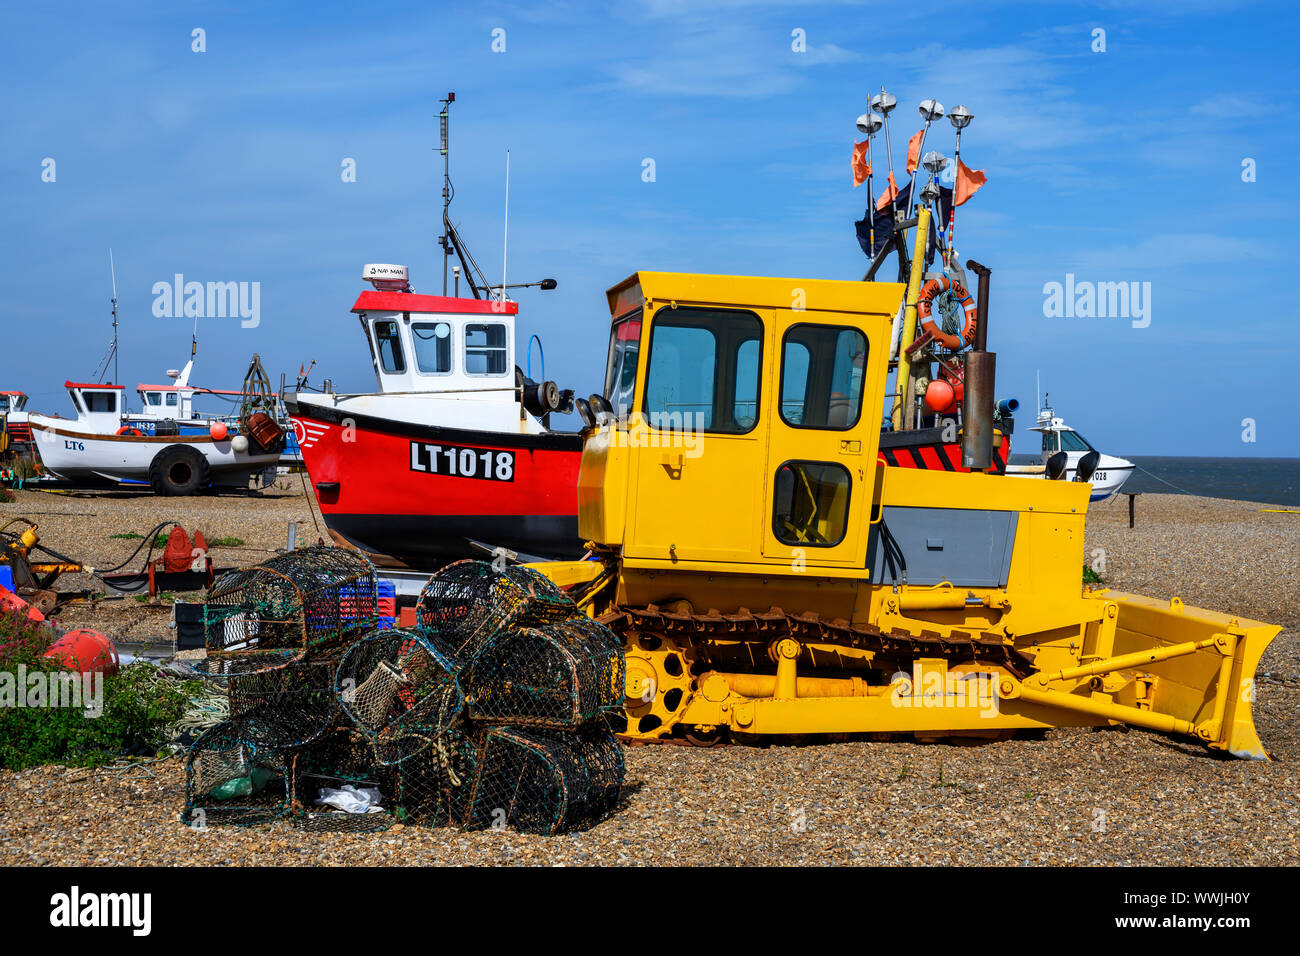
[223,652,344,749]
[467,618,626,728]
[415,561,576,664]
[182,721,289,828]
[394,723,480,828]
[463,726,625,835]
[336,628,465,765]
[201,547,378,675]
[290,729,394,833]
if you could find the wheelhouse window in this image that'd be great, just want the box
[145,391,162,406]
[1059,430,1093,453]
[412,321,453,374]
[772,461,851,547]
[165,393,178,407]
[642,307,763,434]
[779,325,867,429]
[374,320,406,374]
[84,391,117,413]
[604,311,642,419]
[465,323,508,376]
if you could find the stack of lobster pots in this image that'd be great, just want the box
[182,549,626,835]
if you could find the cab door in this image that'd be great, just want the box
[624,305,770,564]
[762,313,877,569]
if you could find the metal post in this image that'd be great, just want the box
[892,206,932,431]
[966,259,991,351]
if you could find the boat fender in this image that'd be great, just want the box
[917,277,977,351]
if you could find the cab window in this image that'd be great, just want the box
[145,391,162,406]
[165,393,178,407]
[412,321,453,374]
[604,312,641,419]
[772,461,851,546]
[84,391,117,413]
[465,323,508,376]
[374,320,406,373]
[779,325,867,429]
[642,307,762,434]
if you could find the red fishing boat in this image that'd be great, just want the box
[286,265,583,568]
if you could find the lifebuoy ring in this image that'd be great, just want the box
[917,277,977,350]
[116,426,143,437]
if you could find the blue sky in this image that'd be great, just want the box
[3,0,1297,456]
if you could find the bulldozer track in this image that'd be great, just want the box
[598,604,1033,677]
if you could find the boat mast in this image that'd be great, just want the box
[109,249,119,385]
[439,92,455,295]
[500,149,510,302]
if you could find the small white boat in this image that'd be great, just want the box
[28,376,281,494]
[1007,403,1134,501]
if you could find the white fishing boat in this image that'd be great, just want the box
[28,377,283,493]
[1007,401,1134,501]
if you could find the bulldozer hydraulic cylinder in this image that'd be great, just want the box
[1032,636,1221,686]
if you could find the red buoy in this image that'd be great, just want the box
[925,379,956,412]
[209,421,229,441]
[44,630,118,676]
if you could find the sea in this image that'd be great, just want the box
[1007,455,1300,509]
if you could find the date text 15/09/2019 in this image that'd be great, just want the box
[409,441,515,482]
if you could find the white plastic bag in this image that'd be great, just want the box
[314,784,384,814]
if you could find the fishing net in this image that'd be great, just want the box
[415,561,574,664]
[466,617,625,728]
[393,722,480,828]
[336,627,465,764]
[289,729,395,832]
[182,720,290,828]
[222,652,343,749]
[201,547,378,675]
[462,725,625,834]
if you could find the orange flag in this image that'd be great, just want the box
[875,171,899,211]
[954,157,987,206]
[905,129,925,175]
[851,141,872,187]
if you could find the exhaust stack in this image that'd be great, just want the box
[961,259,994,470]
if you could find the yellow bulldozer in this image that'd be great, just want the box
[523,260,1279,759]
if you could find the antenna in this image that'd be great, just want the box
[438,91,455,295]
[109,249,119,385]
[500,149,510,302]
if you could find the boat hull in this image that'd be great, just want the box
[286,397,584,567]
[28,418,280,487]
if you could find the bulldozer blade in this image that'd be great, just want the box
[1100,590,1280,760]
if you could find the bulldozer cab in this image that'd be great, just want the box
[588,272,903,571]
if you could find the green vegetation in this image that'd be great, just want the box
[0,611,198,770]
[208,536,245,548]
[1082,564,1104,585]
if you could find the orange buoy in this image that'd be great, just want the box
[925,379,956,412]
[44,629,119,676]
[209,421,229,441]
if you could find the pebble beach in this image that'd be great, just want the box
[1,484,1297,866]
